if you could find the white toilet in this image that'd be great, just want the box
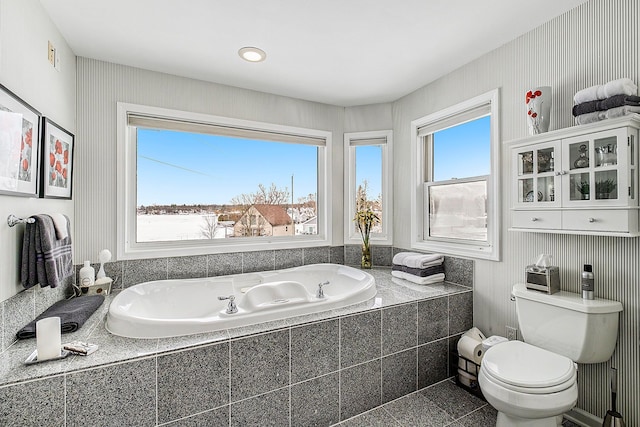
[478,283,623,427]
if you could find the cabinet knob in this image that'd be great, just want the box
[531,217,538,222]
[554,172,561,176]
[560,171,568,175]
[588,217,596,223]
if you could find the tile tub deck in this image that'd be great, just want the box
[0,268,474,426]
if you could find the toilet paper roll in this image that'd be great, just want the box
[457,335,484,364]
[462,326,487,343]
[457,368,477,388]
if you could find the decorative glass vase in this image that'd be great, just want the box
[526,86,551,135]
[361,243,372,269]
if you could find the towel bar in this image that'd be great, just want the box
[7,214,35,227]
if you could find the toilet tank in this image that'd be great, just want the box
[512,283,622,363]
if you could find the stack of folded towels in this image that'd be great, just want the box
[573,78,640,125]
[391,252,444,285]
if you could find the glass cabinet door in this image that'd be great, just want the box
[562,128,629,207]
[513,142,559,206]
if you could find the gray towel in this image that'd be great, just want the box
[392,264,445,277]
[21,214,73,289]
[600,94,640,110]
[572,95,640,116]
[16,295,105,339]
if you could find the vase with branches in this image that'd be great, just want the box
[353,181,380,269]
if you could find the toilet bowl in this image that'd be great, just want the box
[477,283,622,426]
[479,340,578,426]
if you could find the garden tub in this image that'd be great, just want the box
[106,263,376,338]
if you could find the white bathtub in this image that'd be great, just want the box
[106,263,376,339]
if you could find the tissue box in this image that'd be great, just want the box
[525,265,560,294]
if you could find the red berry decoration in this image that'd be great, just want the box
[532,113,538,118]
[534,90,542,96]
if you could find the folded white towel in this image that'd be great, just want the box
[391,252,417,266]
[574,84,601,104]
[398,272,445,285]
[403,254,444,269]
[603,78,637,98]
[50,213,69,240]
[575,110,606,125]
[574,78,637,104]
[391,270,405,279]
[605,105,640,119]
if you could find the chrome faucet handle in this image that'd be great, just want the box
[218,295,238,314]
[316,281,330,299]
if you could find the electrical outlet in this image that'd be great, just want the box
[506,326,518,341]
[48,41,56,65]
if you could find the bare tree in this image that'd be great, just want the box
[356,179,372,212]
[200,215,221,239]
[230,183,289,206]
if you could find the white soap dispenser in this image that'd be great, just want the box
[79,260,95,293]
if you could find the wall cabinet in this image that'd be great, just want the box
[509,115,640,236]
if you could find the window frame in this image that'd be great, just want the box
[410,89,500,261]
[116,102,332,260]
[344,130,393,245]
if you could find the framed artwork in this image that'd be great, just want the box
[40,117,74,199]
[0,84,41,197]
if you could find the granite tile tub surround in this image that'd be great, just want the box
[0,268,473,426]
[120,246,345,287]
[1,275,73,352]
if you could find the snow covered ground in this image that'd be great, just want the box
[137,214,227,242]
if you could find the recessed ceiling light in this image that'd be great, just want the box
[238,47,267,62]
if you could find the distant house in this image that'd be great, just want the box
[301,216,317,235]
[233,204,294,237]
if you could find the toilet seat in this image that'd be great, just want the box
[482,341,576,394]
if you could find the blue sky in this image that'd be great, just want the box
[136,117,487,206]
[355,145,382,200]
[137,129,319,206]
[433,115,491,181]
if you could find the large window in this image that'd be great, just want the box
[344,130,393,245]
[117,103,331,259]
[410,90,500,261]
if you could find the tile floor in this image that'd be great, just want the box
[334,378,581,427]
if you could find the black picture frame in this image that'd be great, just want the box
[40,117,74,199]
[0,83,41,197]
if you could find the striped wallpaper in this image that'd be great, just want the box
[392,0,639,423]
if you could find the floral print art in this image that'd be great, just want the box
[18,120,33,182]
[48,135,69,188]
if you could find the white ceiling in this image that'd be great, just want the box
[40,0,587,107]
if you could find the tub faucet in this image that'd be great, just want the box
[316,281,330,299]
[218,295,238,314]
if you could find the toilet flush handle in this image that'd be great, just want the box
[510,291,516,302]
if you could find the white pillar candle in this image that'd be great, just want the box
[36,317,61,360]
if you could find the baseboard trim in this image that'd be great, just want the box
[565,408,603,427]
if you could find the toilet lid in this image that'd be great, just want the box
[482,341,575,389]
